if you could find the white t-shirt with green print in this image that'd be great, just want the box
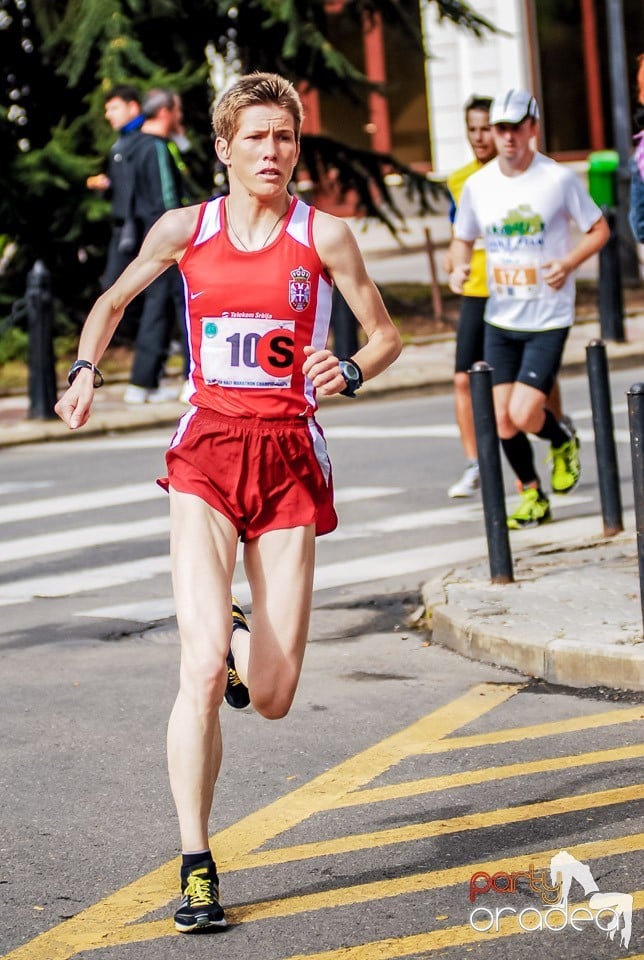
[454,152,602,331]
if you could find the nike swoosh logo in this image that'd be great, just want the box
[190,290,205,300]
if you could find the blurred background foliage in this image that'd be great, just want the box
[0,0,494,334]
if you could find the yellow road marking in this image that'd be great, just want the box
[421,704,643,754]
[91,834,644,947]
[334,743,644,807]
[229,784,642,870]
[2,685,640,960]
[0,682,519,960]
[213,682,522,862]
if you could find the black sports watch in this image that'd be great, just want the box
[67,359,104,388]
[338,359,363,398]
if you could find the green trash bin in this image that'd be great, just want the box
[587,150,619,207]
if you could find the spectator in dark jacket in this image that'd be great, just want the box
[124,88,189,403]
[86,85,145,290]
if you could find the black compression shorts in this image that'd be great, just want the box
[483,324,569,395]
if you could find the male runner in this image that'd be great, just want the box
[443,95,496,497]
[55,72,401,931]
[444,94,574,499]
[449,88,609,528]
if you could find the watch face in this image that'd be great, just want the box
[338,359,362,396]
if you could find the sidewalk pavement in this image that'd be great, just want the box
[1,306,644,692]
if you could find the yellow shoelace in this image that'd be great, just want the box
[184,870,215,907]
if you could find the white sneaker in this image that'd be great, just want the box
[124,384,150,404]
[448,462,480,498]
[147,384,180,403]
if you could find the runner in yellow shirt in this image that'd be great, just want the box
[443,96,496,497]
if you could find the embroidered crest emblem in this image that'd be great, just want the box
[289,265,311,312]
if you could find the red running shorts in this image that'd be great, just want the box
[158,406,337,541]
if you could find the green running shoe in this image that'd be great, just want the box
[549,435,580,494]
[507,487,552,530]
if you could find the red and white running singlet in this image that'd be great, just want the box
[178,196,333,418]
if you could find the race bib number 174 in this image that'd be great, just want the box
[200,316,295,388]
[492,265,539,300]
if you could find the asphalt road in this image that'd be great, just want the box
[0,371,637,645]
[1,375,642,960]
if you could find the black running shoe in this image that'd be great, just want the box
[225,599,250,709]
[174,861,227,933]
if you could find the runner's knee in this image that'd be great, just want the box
[495,409,515,438]
[454,371,470,395]
[508,401,544,435]
[248,649,303,719]
[251,684,297,720]
[180,647,227,713]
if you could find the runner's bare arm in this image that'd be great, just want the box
[303,212,402,397]
[542,215,610,290]
[448,237,474,294]
[55,206,200,430]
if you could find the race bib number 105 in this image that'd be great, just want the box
[200,316,295,388]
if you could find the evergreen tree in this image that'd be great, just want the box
[0,0,494,327]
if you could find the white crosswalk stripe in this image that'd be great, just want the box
[0,493,595,565]
[0,555,171,606]
[2,517,169,563]
[0,404,612,630]
[325,425,630,444]
[0,482,165,525]
[0,500,480,603]
[327,495,593,541]
[0,483,401,529]
[80,540,490,622]
[0,485,430,608]
[0,482,605,621]
[77,512,617,622]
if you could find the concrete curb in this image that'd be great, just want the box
[431,600,644,692]
[424,525,644,693]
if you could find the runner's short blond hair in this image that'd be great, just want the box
[212,72,304,143]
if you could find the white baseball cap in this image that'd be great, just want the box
[490,89,540,125]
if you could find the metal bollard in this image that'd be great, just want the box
[26,260,57,420]
[586,339,623,536]
[330,287,359,359]
[598,209,625,343]
[627,382,644,632]
[469,361,513,584]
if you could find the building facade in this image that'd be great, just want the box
[302,0,644,177]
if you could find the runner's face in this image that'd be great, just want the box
[217,104,300,198]
[492,118,537,169]
[466,108,495,163]
[104,97,139,131]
